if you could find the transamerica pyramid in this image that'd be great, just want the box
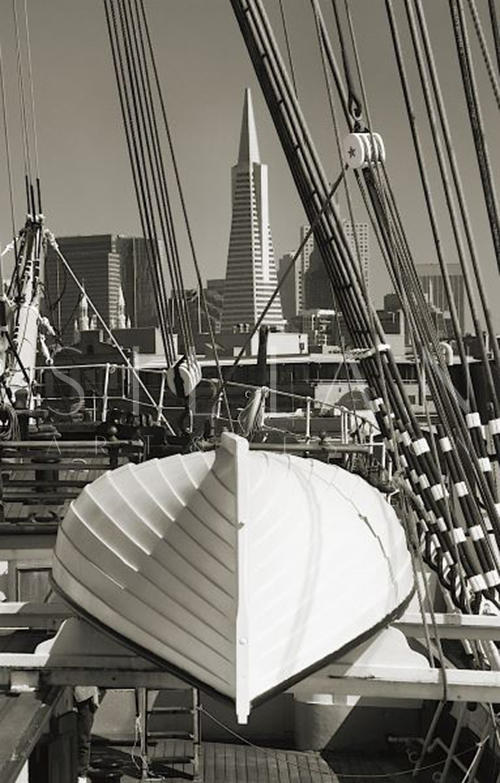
[221,88,284,332]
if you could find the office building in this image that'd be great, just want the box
[45,234,164,343]
[296,225,315,315]
[417,263,465,332]
[277,253,297,324]
[343,220,369,292]
[221,88,284,332]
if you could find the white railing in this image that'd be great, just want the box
[34,363,386,465]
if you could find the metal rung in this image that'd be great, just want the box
[147,706,193,715]
[152,756,194,765]
[148,731,194,740]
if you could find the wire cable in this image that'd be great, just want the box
[450,0,500,273]
[136,0,232,427]
[0,44,18,259]
[22,0,40,180]
[12,0,32,205]
[464,0,500,109]
[487,0,500,77]
[277,0,298,95]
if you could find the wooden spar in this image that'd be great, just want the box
[291,665,500,702]
[395,611,500,641]
[0,602,72,630]
[4,603,500,640]
[2,616,500,701]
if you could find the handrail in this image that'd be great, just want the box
[220,379,378,434]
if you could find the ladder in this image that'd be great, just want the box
[137,686,202,782]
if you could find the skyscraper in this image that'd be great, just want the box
[417,263,465,332]
[45,235,122,341]
[303,222,370,310]
[343,220,369,292]
[296,225,314,315]
[44,234,160,342]
[116,236,161,329]
[277,253,296,323]
[221,89,284,332]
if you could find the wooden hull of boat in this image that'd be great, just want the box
[52,433,413,722]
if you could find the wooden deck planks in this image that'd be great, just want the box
[113,741,338,782]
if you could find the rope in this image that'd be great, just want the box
[388,0,476,410]
[331,0,363,124]
[12,0,32,206]
[103,0,176,365]
[47,231,175,433]
[0,403,19,440]
[117,0,186,354]
[136,0,233,429]
[277,0,298,95]
[314,3,444,598]
[0,43,18,254]
[231,0,498,606]
[404,0,500,529]
[487,0,500,77]
[412,0,500,422]
[385,0,500,583]
[122,0,195,353]
[22,0,40,180]
[465,0,500,109]
[449,0,500,273]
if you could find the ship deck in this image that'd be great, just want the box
[91,739,467,782]
[94,740,336,782]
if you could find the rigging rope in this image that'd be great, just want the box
[22,0,40,183]
[307,0,500,605]
[449,0,500,273]
[487,0,500,77]
[413,0,500,419]
[12,0,33,212]
[0,42,17,255]
[331,0,363,125]
[135,0,233,428]
[404,0,500,511]
[464,0,500,110]
[314,0,468,595]
[120,0,194,354]
[277,0,298,95]
[104,0,176,364]
[385,0,500,562]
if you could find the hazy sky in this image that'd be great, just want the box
[0,0,498,321]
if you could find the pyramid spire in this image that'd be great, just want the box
[237,88,260,164]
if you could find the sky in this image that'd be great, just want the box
[0,0,498,324]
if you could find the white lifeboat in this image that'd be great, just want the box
[52,432,413,723]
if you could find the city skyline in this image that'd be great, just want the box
[0,1,498,327]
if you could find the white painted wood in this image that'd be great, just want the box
[291,664,500,702]
[395,611,500,640]
[52,433,414,721]
[2,619,500,703]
